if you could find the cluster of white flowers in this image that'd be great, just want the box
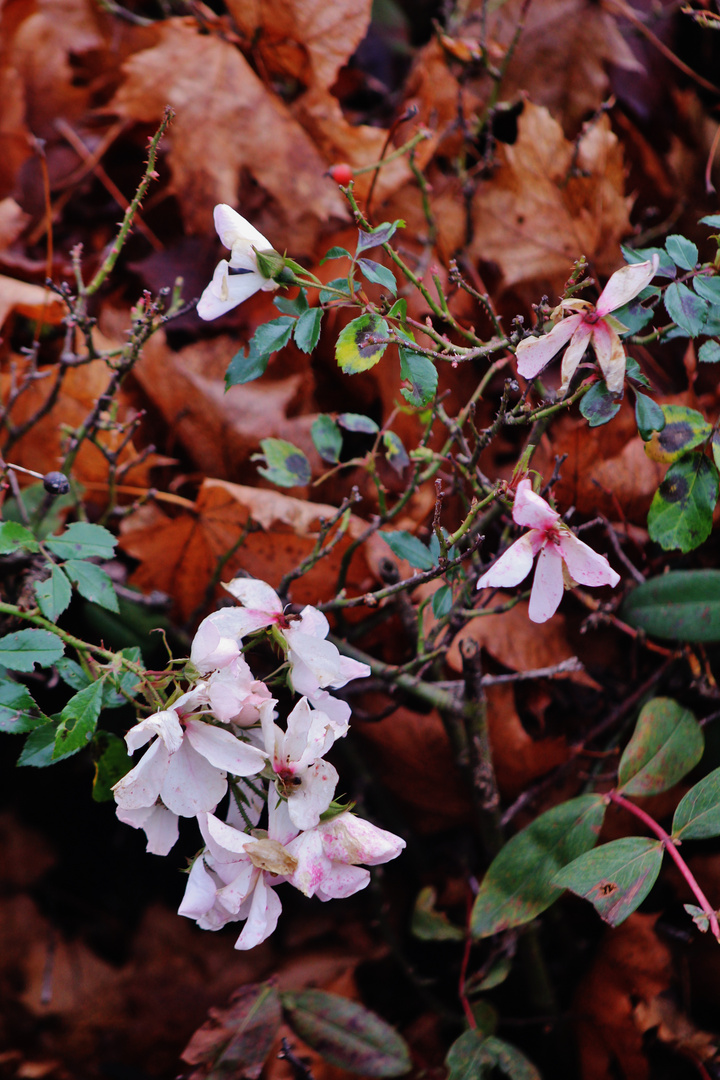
[113,578,405,950]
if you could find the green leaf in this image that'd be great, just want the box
[34,564,72,622]
[311,415,343,464]
[17,721,60,767]
[338,413,379,434]
[399,348,438,407]
[625,356,651,387]
[613,298,655,337]
[432,584,453,618]
[664,281,709,336]
[357,258,397,295]
[553,838,663,926]
[356,220,404,254]
[294,307,323,353]
[665,234,698,271]
[182,982,282,1080]
[684,904,711,933]
[579,381,622,426]
[386,298,407,322]
[621,569,720,642]
[274,290,308,315]
[281,989,411,1077]
[701,214,720,227]
[647,454,718,552]
[699,340,720,363]
[382,431,410,474]
[635,393,666,440]
[254,438,311,488]
[53,679,104,760]
[0,521,39,554]
[672,767,720,839]
[618,697,703,795]
[335,313,389,374]
[693,276,720,304]
[621,244,676,278]
[643,404,711,462]
[251,316,295,355]
[446,1032,541,1080]
[45,522,116,560]
[92,731,132,802]
[411,887,464,942]
[381,530,434,570]
[225,347,269,387]
[319,277,359,303]
[55,656,91,690]
[64,560,120,613]
[0,629,64,671]
[320,246,352,263]
[471,795,606,938]
[0,681,48,733]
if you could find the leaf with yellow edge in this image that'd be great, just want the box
[335,314,389,374]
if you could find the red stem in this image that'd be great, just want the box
[609,790,720,940]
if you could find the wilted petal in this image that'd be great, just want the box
[161,739,227,816]
[125,709,183,754]
[596,256,659,316]
[286,759,339,830]
[113,737,169,809]
[185,718,267,777]
[528,542,565,623]
[320,813,406,866]
[234,876,282,950]
[559,321,593,394]
[477,531,537,590]
[512,478,560,530]
[557,530,620,588]
[515,314,583,380]
[591,320,626,394]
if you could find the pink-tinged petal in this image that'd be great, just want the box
[528,543,565,623]
[294,605,330,640]
[213,204,272,261]
[185,719,267,776]
[178,856,217,919]
[515,314,583,379]
[234,876,282,950]
[334,655,372,688]
[286,760,339,830]
[216,863,256,913]
[591,320,626,394]
[190,618,240,674]
[316,865,371,901]
[113,738,169,809]
[160,739,227,816]
[556,530,620,588]
[477,531,537,590]
[319,813,406,866]
[222,578,283,613]
[512,478,560,530]
[596,256,659,316]
[205,812,254,861]
[268,786,298,846]
[286,829,329,897]
[286,632,342,689]
[306,690,351,729]
[114,803,179,856]
[559,321,593,395]
[126,709,184,754]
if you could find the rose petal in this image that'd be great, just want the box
[185,719,267,776]
[477,531,537,590]
[512,478,560,530]
[515,315,583,379]
[234,875,282,950]
[528,542,565,623]
[113,737,169,809]
[557,530,620,588]
[591,320,626,394]
[161,739,227,816]
[559,321,593,395]
[596,256,659,316]
[213,204,273,259]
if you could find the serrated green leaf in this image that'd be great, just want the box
[432,584,453,618]
[251,316,295,355]
[621,244,676,278]
[399,348,438,407]
[612,298,655,337]
[0,629,64,671]
[579,381,621,427]
[274,290,308,315]
[320,246,352,263]
[335,314,389,374]
[357,258,397,295]
[0,681,48,733]
[647,454,718,552]
[255,438,311,488]
[34,564,72,622]
[471,796,606,938]
[64,560,120,613]
[665,234,698,271]
[643,404,711,462]
[311,415,343,464]
[621,569,720,642]
[55,656,90,690]
[386,298,407,321]
[45,522,116,561]
[684,903,710,933]
[281,989,411,1077]
[0,521,39,554]
[53,679,104,760]
[411,887,464,942]
[294,307,323,353]
[446,1031,541,1080]
[664,281,709,336]
[92,731,132,802]
[699,340,720,363]
[225,346,269,387]
[17,721,60,767]
[381,530,434,570]
[382,431,409,474]
[672,767,720,839]
[338,413,379,434]
[625,356,651,387]
[635,393,666,440]
[356,220,404,254]
[693,276,720,304]
[701,215,720,227]
[618,697,703,795]
[319,277,359,303]
[553,838,663,926]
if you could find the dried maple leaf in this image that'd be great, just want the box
[109,19,345,250]
[468,103,633,291]
[0,276,64,328]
